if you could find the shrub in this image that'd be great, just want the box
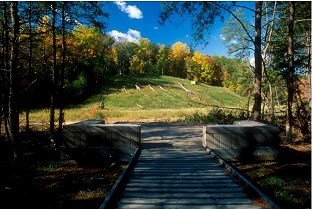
[183,108,248,124]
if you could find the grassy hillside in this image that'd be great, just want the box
[29,75,249,123]
[86,75,247,109]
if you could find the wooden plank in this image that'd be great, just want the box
[118,197,253,205]
[117,204,262,209]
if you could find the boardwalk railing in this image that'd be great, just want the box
[61,120,141,161]
[202,120,280,161]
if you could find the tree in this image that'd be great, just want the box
[270,2,311,141]
[186,51,223,86]
[65,24,115,99]
[112,42,137,75]
[58,1,67,134]
[168,41,190,78]
[218,1,263,121]
[129,38,156,75]
[49,2,58,144]
[160,1,264,121]
[155,44,170,75]
[285,2,295,141]
[214,56,253,95]
[252,1,262,121]
[9,1,20,161]
[221,8,252,59]
[25,1,32,132]
[0,2,10,139]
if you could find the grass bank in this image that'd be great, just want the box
[22,75,248,125]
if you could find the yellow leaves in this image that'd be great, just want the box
[112,47,119,64]
[71,25,105,59]
[130,55,144,75]
[37,15,51,33]
[72,25,100,45]
[186,50,223,86]
[169,41,190,60]
[191,51,212,68]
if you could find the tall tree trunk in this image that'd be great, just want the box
[0,2,6,137]
[286,1,295,142]
[262,1,277,123]
[58,2,66,140]
[252,1,262,121]
[308,29,312,140]
[9,1,20,161]
[268,82,275,123]
[2,2,10,140]
[50,2,57,144]
[26,1,32,132]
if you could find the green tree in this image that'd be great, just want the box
[155,44,170,75]
[270,1,311,141]
[221,9,252,59]
[214,56,253,94]
[67,25,115,97]
[160,1,264,121]
[129,38,156,75]
[112,42,137,75]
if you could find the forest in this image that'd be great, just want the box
[0,1,310,208]
[0,0,310,190]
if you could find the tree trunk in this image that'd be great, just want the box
[1,2,10,140]
[268,82,275,123]
[26,1,32,132]
[286,1,295,142]
[0,2,6,137]
[50,2,57,144]
[308,29,312,140]
[252,1,262,121]
[261,1,277,123]
[58,2,66,140]
[9,1,20,161]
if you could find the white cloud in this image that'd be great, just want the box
[107,29,142,43]
[115,1,143,19]
[154,26,159,30]
[220,34,226,41]
[128,29,141,39]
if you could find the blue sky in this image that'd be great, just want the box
[104,1,253,57]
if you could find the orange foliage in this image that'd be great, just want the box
[298,77,311,101]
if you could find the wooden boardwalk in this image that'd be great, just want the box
[114,123,262,209]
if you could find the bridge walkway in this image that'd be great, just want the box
[114,123,262,209]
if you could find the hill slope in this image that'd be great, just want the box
[62,75,248,123]
[87,75,247,109]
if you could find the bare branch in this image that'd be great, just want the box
[294,19,312,23]
[231,3,255,12]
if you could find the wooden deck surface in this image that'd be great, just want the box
[114,123,263,209]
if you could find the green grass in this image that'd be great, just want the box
[86,75,247,109]
[23,75,249,124]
